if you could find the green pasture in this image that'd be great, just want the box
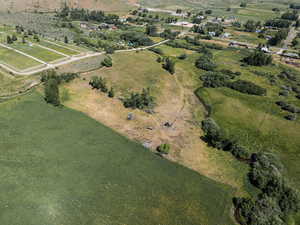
[0,45,41,70]
[10,42,65,63]
[0,92,236,225]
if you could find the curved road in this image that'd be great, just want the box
[0,40,169,76]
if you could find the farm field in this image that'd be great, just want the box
[0,0,299,224]
[0,45,41,70]
[10,42,65,63]
[0,91,235,225]
[38,40,80,56]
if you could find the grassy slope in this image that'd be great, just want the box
[194,47,300,191]
[0,92,235,225]
[0,0,134,12]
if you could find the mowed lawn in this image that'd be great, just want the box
[39,40,80,56]
[0,92,235,225]
[0,46,41,70]
[10,43,65,62]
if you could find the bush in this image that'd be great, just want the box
[102,56,113,67]
[157,143,170,154]
[178,53,187,60]
[149,47,164,55]
[285,114,297,121]
[44,78,60,106]
[121,31,154,47]
[243,50,272,66]
[200,71,230,88]
[41,70,78,84]
[228,80,267,96]
[195,55,217,71]
[123,88,155,110]
[163,57,176,74]
[89,76,108,93]
[108,87,115,98]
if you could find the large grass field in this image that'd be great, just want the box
[10,42,65,63]
[0,46,41,70]
[0,92,236,225]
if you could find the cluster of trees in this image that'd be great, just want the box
[290,3,300,9]
[205,23,224,36]
[6,34,17,44]
[120,32,153,47]
[200,71,266,96]
[202,117,250,159]
[89,76,108,93]
[234,152,300,225]
[281,10,299,21]
[123,88,155,110]
[89,76,115,98]
[160,29,180,40]
[228,80,267,96]
[244,20,261,32]
[201,117,300,225]
[165,38,223,52]
[163,57,176,74]
[195,54,217,71]
[57,7,121,25]
[42,70,79,106]
[276,101,300,114]
[41,70,79,84]
[191,23,224,37]
[265,19,292,28]
[268,29,289,46]
[145,24,158,36]
[243,50,273,66]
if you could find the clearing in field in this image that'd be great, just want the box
[0,45,41,70]
[0,91,235,225]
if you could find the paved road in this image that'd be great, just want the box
[0,40,169,76]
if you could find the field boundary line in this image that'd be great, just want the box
[0,43,47,65]
[44,40,81,53]
[35,43,70,57]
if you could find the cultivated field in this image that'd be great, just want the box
[0,45,41,70]
[0,91,235,225]
[0,25,88,73]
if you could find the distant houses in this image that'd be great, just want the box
[80,22,118,31]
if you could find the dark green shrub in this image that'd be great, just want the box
[157,143,170,154]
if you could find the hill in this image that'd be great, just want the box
[0,92,235,225]
[0,0,135,12]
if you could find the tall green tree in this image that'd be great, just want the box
[44,78,60,106]
[163,57,176,74]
